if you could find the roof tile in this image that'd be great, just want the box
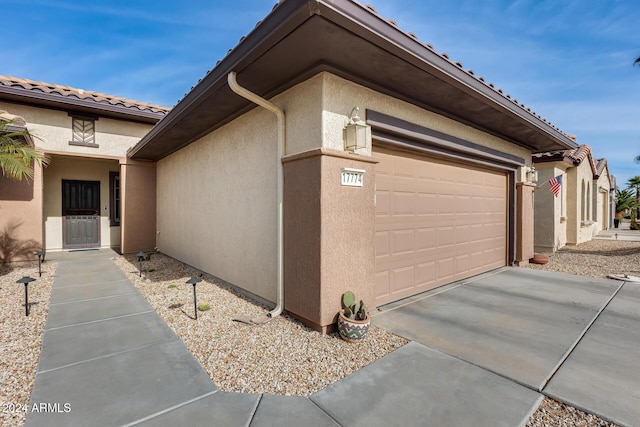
[0,75,170,115]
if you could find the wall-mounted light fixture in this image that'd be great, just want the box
[526,166,538,183]
[343,106,369,152]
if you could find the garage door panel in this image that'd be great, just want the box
[416,228,436,250]
[392,229,415,255]
[375,146,508,306]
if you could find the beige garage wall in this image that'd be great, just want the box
[0,102,152,158]
[156,107,279,302]
[43,155,120,251]
[319,73,532,179]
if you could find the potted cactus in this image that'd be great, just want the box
[337,290,370,342]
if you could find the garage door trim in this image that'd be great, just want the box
[367,109,525,171]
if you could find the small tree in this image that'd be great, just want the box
[0,119,48,182]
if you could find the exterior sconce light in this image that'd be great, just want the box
[526,166,538,183]
[17,276,36,316]
[186,276,202,320]
[136,252,146,277]
[343,106,369,152]
[34,251,43,277]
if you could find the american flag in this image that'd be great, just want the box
[549,175,562,197]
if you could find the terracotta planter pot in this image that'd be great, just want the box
[529,253,549,265]
[337,310,371,342]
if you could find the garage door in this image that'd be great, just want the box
[375,146,508,306]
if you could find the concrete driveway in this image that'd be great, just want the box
[373,267,640,427]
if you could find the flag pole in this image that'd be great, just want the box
[537,180,550,190]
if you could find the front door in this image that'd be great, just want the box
[62,180,100,249]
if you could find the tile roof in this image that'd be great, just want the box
[533,143,601,176]
[182,1,569,138]
[0,75,170,116]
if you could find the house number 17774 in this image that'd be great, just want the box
[340,168,365,187]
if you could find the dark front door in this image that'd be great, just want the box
[62,180,100,249]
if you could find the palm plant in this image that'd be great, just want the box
[0,119,48,182]
[616,188,636,214]
[627,176,640,218]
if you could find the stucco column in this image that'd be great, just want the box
[515,182,536,266]
[0,161,44,262]
[120,159,157,254]
[283,148,377,333]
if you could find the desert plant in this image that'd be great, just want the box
[342,290,368,321]
[198,302,211,312]
[168,284,177,289]
[0,118,49,182]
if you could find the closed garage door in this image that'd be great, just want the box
[375,146,508,306]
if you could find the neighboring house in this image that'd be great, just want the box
[0,76,169,261]
[533,144,614,252]
[128,0,578,331]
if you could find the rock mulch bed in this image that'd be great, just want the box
[113,253,408,396]
[2,239,632,426]
[0,261,55,427]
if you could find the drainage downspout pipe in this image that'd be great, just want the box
[227,71,284,318]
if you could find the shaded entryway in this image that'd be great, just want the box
[373,267,640,427]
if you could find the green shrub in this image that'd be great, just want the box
[168,284,177,289]
[198,303,211,312]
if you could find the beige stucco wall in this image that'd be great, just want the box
[156,70,537,318]
[43,155,120,251]
[121,159,156,254]
[570,160,597,245]
[534,163,568,252]
[0,162,44,261]
[156,106,279,302]
[284,149,376,331]
[319,73,532,180]
[0,101,151,158]
[593,170,611,233]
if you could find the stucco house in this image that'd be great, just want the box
[124,0,578,331]
[0,76,168,261]
[532,144,614,252]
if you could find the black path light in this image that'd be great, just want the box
[186,276,202,320]
[34,251,43,277]
[17,276,36,316]
[136,252,146,277]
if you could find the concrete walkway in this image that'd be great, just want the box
[25,250,638,426]
[595,220,640,241]
[374,268,640,427]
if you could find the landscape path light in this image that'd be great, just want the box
[17,276,36,316]
[34,251,43,277]
[136,252,146,277]
[186,276,202,320]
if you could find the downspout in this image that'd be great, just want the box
[227,71,284,318]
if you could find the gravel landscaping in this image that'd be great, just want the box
[2,238,635,426]
[0,261,55,427]
[113,254,409,396]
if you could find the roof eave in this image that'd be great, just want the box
[130,0,577,161]
[0,85,165,124]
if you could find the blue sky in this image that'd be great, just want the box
[2,0,639,187]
